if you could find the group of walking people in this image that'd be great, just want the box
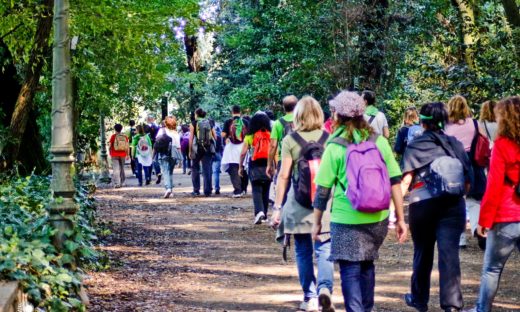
[107,91,520,312]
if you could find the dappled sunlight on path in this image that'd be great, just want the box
[85,168,520,311]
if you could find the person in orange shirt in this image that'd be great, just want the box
[109,124,129,188]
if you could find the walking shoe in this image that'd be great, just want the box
[232,193,243,198]
[404,294,428,312]
[463,308,477,312]
[299,298,319,311]
[254,211,265,225]
[187,170,191,175]
[444,308,461,312]
[215,189,220,195]
[114,184,121,189]
[145,179,151,185]
[318,288,335,312]
[156,173,162,184]
[163,189,172,199]
[190,191,200,196]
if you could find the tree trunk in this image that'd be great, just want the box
[359,0,389,90]
[454,0,478,69]
[500,0,520,59]
[184,35,203,113]
[7,0,54,167]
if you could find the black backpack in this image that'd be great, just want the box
[196,119,214,152]
[292,131,329,209]
[154,133,172,156]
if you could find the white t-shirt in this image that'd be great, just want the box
[364,111,389,136]
[165,129,181,148]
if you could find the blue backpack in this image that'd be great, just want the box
[407,124,423,144]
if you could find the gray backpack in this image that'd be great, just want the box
[424,134,465,197]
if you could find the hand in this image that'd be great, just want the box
[312,223,322,241]
[266,165,272,178]
[238,166,244,177]
[271,210,281,229]
[477,225,489,238]
[395,220,408,243]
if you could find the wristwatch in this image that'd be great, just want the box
[273,204,282,211]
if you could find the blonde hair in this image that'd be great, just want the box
[403,107,419,126]
[479,100,496,122]
[164,116,177,130]
[447,95,471,122]
[293,96,324,132]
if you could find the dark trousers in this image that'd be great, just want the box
[251,180,271,216]
[338,260,375,312]
[130,158,136,175]
[192,152,213,195]
[228,164,245,195]
[409,196,466,310]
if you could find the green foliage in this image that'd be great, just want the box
[0,175,102,310]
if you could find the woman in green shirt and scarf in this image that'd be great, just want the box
[312,91,408,312]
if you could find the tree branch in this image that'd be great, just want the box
[0,22,24,40]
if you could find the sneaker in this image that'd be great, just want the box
[299,298,319,311]
[114,184,121,189]
[404,293,428,312]
[232,193,243,198]
[190,191,200,196]
[163,190,172,199]
[156,174,162,184]
[318,288,335,312]
[254,212,265,225]
[215,189,220,195]
[145,179,151,185]
[459,232,467,249]
[187,170,191,175]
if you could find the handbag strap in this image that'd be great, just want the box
[483,121,491,140]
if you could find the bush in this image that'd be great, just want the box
[0,175,101,311]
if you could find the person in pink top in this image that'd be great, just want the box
[445,95,487,249]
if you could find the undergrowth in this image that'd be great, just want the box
[0,175,105,311]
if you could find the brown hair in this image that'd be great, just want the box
[164,116,177,130]
[335,115,375,143]
[496,96,520,145]
[447,95,471,122]
[403,107,419,126]
[479,100,496,122]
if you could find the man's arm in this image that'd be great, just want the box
[266,139,278,177]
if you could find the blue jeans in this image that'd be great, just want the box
[152,154,161,176]
[294,234,334,301]
[213,153,222,192]
[476,222,520,312]
[159,157,175,191]
[338,260,375,312]
[135,159,151,186]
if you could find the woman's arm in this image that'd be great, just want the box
[189,124,195,156]
[391,183,408,243]
[238,140,249,176]
[401,172,413,196]
[270,154,293,228]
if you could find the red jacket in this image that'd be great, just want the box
[109,133,128,158]
[479,136,520,228]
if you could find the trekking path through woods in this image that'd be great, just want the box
[86,168,520,312]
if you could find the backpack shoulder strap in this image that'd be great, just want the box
[290,132,307,148]
[317,132,329,145]
[279,117,287,127]
[368,115,376,124]
[330,137,349,148]
[483,121,491,139]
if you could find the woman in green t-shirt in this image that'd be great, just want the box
[312,91,408,312]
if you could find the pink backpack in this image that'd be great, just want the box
[332,135,391,213]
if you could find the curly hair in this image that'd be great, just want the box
[403,107,419,126]
[479,100,496,122]
[164,116,177,130]
[335,115,375,143]
[447,95,471,122]
[496,96,520,145]
[248,112,271,135]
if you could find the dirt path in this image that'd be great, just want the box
[85,169,520,311]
